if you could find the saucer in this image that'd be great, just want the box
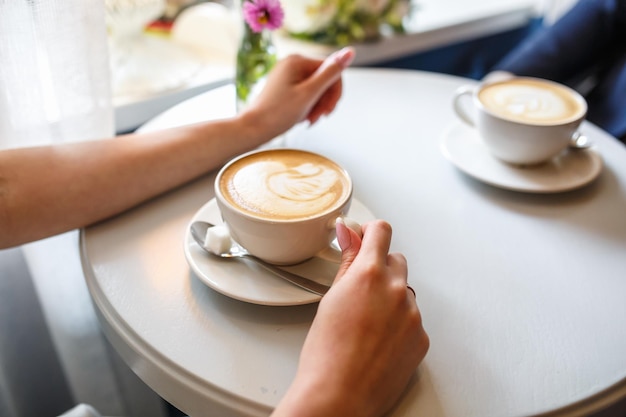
[184,198,375,306]
[440,123,603,193]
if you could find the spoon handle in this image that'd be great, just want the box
[190,220,330,296]
[245,255,330,296]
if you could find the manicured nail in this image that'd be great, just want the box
[333,47,355,68]
[335,217,351,251]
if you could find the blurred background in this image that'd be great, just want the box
[105,0,578,133]
[0,1,578,416]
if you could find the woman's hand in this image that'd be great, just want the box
[241,47,355,141]
[273,219,430,417]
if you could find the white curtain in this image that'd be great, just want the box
[0,0,113,148]
[0,1,167,416]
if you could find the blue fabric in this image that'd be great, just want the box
[493,0,626,142]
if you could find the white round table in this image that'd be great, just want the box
[81,68,626,417]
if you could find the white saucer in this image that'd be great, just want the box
[184,198,375,306]
[440,123,603,193]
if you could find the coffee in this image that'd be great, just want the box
[218,149,351,221]
[478,78,585,125]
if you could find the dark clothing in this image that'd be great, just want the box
[493,0,626,142]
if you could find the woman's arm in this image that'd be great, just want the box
[0,49,355,248]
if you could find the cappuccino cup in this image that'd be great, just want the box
[215,148,356,265]
[453,76,587,165]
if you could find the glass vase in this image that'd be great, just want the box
[235,23,277,112]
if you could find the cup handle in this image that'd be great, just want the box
[337,216,362,239]
[316,216,362,263]
[453,85,477,127]
[570,131,592,149]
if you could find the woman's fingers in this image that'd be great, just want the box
[305,47,354,92]
[306,81,342,124]
[334,220,400,291]
[246,49,353,138]
[359,220,394,266]
[302,48,353,123]
[334,218,362,284]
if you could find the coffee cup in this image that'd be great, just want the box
[214,148,358,265]
[453,76,587,165]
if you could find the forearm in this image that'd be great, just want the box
[0,48,353,248]
[0,111,269,248]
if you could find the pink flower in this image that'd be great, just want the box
[243,0,284,32]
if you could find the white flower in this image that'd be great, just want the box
[282,0,339,34]
[282,0,411,44]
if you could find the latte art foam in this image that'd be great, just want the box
[479,79,584,124]
[219,150,350,221]
[267,163,339,202]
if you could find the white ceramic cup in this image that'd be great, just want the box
[215,148,359,265]
[453,76,588,165]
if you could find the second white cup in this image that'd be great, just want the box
[453,76,588,165]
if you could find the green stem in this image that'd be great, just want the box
[236,24,277,107]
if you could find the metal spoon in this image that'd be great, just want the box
[190,221,330,296]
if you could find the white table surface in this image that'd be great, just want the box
[81,68,626,417]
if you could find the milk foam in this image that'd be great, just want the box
[479,80,582,124]
[224,158,347,220]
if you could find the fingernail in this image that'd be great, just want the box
[335,217,351,251]
[333,47,355,68]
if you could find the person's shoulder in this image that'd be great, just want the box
[563,0,621,18]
